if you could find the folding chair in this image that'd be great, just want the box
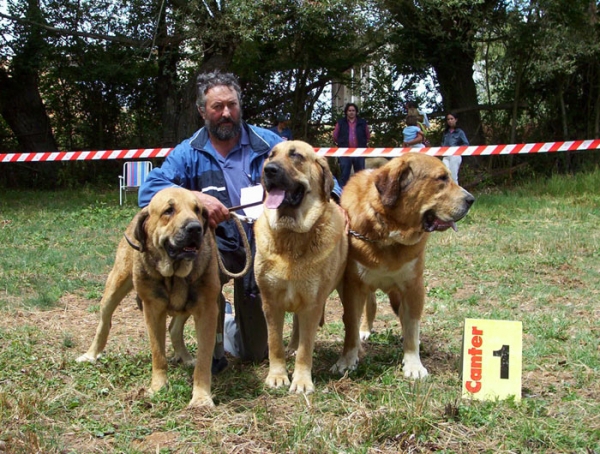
[119,161,153,205]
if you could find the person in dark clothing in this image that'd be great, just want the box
[333,102,370,187]
[269,114,293,140]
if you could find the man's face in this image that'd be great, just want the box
[200,85,242,141]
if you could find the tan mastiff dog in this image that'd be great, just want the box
[332,153,474,378]
[255,140,348,394]
[77,187,221,408]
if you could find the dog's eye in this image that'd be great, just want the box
[437,174,449,183]
[289,150,304,161]
[163,206,175,216]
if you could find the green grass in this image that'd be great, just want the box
[0,172,599,453]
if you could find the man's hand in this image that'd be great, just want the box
[192,191,230,229]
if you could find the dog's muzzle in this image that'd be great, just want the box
[423,191,475,232]
[263,162,306,209]
[165,220,204,260]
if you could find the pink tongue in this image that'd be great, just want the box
[265,188,286,209]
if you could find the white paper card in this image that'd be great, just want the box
[240,185,264,220]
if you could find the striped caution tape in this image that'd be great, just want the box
[1,140,599,163]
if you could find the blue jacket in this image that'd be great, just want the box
[441,128,469,147]
[139,123,282,251]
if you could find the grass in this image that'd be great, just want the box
[0,172,599,453]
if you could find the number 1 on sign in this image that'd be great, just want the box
[493,345,510,379]
[461,319,522,401]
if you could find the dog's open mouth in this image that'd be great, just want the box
[165,240,200,260]
[264,185,306,209]
[423,210,458,232]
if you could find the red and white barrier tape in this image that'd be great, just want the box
[1,140,599,163]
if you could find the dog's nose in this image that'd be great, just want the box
[463,190,475,207]
[263,162,281,179]
[185,220,203,237]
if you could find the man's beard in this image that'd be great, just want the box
[206,117,242,141]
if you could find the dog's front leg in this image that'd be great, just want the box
[188,299,218,408]
[391,286,428,379]
[142,303,169,393]
[264,301,290,389]
[290,304,322,394]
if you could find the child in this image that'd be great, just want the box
[403,115,425,148]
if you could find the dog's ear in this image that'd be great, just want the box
[375,161,413,208]
[133,208,150,252]
[201,205,210,226]
[317,156,334,201]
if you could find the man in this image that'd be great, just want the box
[269,114,293,141]
[138,71,284,368]
[333,102,370,187]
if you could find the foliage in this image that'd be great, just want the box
[2,1,600,187]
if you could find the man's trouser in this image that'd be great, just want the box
[214,242,268,363]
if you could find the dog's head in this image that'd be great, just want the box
[261,140,334,231]
[133,187,209,277]
[370,154,474,244]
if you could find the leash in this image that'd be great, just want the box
[215,200,263,278]
[215,214,253,279]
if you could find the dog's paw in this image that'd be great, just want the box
[173,355,196,367]
[149,374,168,394]
[188,394,215,409]
[173,352,195,367]
[402,355,428,379]
[76,352,100,363]
[265,373,290,389]
[330,350,359,374]
[289,377,315,395]
[359,330,372,341]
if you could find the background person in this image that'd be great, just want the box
[139,71,284,369]
[441,112,469,183]
[333,102,370,187]
[269,114,293,140]
[402,114,425,148]
[405,100,430,130]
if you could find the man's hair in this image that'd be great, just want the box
[344,102,359,116]
[196,71,243,109]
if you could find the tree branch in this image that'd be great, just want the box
[0,11,185,48]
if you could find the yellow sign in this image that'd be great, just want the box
[461,318,522,402]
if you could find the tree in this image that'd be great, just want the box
[0,0,57,153]
[381,0,508,145]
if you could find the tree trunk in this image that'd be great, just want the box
[434,49,484,145]
[510,61,523,144]
[0,70,57,153]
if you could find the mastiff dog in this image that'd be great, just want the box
[255,140,348,394]
[332,153,474,379]
[77,187,220,408]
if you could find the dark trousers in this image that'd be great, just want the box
[216,243,268,363]
[339,157,366,187]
